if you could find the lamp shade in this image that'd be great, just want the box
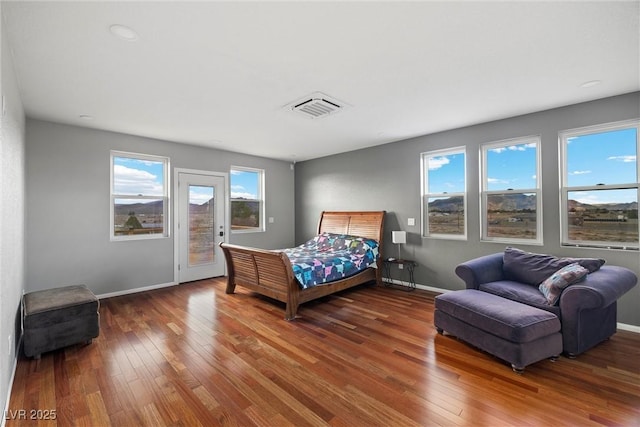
[391,231,407,244]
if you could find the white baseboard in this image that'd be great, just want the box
[382,278,639,333]
[382,278,450,294]
[96,281,178,300]
[617,322,640,333]
[2,337,20,427]
[414,283,452,294]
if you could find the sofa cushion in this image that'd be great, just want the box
[539,263,589,305]
[503,247,604,286]
[479,280,561,317]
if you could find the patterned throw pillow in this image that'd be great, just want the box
[539,263,589,305]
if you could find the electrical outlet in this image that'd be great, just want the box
[268,217,275,223]
[398,264,404,270]
[408,218,415,226]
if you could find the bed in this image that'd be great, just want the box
[220,211,386,320]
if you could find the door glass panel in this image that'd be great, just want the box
[189,185,215,266]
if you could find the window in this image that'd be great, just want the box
[480,136,542,244]
[111,151,169,240]
[560,120,639,250]
[421,147,466,239]
[230,167,264,232]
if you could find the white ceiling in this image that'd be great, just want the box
[3,1,639,162]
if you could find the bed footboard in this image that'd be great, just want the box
[219,243,301,319]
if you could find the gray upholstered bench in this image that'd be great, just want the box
[434,289,562,373]
[23,285,99,359]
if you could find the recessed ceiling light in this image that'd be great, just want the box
[109,24,139,41]
[580,80,601,88]
[78,114,93,120]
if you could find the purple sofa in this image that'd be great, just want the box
[454,248,637,357]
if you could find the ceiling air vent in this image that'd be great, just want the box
[286,92,346,119]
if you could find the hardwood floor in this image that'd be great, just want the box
[7,279,640,426]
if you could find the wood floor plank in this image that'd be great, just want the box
[85,391,111,427]
[6,278,640,426]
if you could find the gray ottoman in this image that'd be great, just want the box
[434,289,562,373]
[23,285,99,359]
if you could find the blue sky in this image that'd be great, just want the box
[113,156,164,200]
[113,159,259,204]
[486,142,537,191]
[428,128,638,205]
[427,152,465,194]
[567,128,636,186]
[189,186,214,205]
[567,128,637,204]
[117,131,637,207]
[230,170,259,199]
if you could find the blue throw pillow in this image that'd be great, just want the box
[539,263,589,305]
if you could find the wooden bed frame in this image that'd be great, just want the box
[220,211,386,320]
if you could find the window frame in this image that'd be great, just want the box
[420,146,467,240]
[110,151,170,241]
[480,135,543,245]
[230,166,265,233]
[559,119,639,250]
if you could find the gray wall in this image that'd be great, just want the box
[25,120,295,296]
[295,92,640,327]
[1,9,26,418]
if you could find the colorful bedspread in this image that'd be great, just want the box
[282,232,380,289]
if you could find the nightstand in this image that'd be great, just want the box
[382,258,417,291]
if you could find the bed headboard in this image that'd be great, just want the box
[317,211,386,243]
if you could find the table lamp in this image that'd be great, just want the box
[391,231,406,260]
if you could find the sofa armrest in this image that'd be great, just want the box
[559,265,637,312]
[455,253,505,289]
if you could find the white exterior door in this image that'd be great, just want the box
[177,171,227,283]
